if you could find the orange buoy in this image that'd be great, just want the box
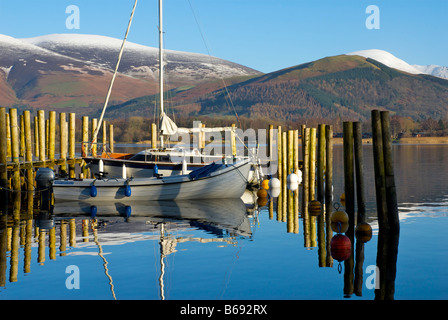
[257,188,268,198]
[355,222,373,243]
[257,196,268,207]
[308,200,322,216]
[261,179,270,190]
[330,234,352,262]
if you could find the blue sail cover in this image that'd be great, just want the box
[188,162,226,180]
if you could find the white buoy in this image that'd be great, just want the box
[99,159,104,173]
[122,163,127,179]
[287,182,298,191]
[269,187,281,197]
[287,173,299,185]
[268,177,281,189]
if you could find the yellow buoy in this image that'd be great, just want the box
[308,200,322,216]
[261,179,270,190]
[330,210,349,233]
[355,222,373,243]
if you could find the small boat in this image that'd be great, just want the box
[82,0,263,187]
[50,158,252,202]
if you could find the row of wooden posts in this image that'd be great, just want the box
[0,107,117,193]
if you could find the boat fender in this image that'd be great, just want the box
[125,184,132,197]
[90,205,97,218]
[153,164,159,176]
[90,184,97,197]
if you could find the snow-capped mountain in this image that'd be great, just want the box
[347,49,448,80]
[412,64,448,80]
[19,33,261,84]
[0,33,261,110]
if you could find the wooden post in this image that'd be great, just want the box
[277,126,282,221]
[9,109,21,191]
[34,116,39,160]
[109,124,114,153]
[23,111,34,191]
[353,122,366,222]
[59,113,68,177]
[309,128,317,201]
[371,110,388,230]
[325,125,334,266]
[268,124,274,159]
[38,110,46,162]
[151,123,157,149]
[0,108,8,195]
[343,121,355,297]
[48,111,56,163]
[231,123,237,157]
[6,114,11,160]
[19,115,25,158]
[91,118,98,158]
[68,113,76,179]
[277,126,282,183]
[102,120,107,154]
[82,116,89,157]
[282,131,287,221]
[317,124,326,205]
[380,111,400,231]
[343,122,355,226]
[302,128,311,247]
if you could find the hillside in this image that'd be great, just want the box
[0,33,261,113]
[108,54,448,125]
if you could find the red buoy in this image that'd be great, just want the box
[330,234,352,262]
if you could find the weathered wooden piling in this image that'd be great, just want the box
[372,110,400,300]
[109,124,114,153]
[38,110,46,163]
[6,114,11,159]
[343,122,355,226]
[48,111,56,163]
[309,128,316,202]
[151,123,157,149]
[68,113,76,178]
[102,120,107,153]
[353,122,366,221]
[325,124,333,266]
[371,111,388,229]
[0,108,8,196]
[23,111,34,191]
[9,109,21,192]
[302,127,311,247]
[91,118,98,158]
[380,111,399,231]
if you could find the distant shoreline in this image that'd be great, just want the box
[333,136,448,145]
[135,137,448,145]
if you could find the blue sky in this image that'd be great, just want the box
[0,0,446,73]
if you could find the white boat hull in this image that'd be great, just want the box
[52,160,251,202]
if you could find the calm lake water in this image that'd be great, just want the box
[0,144,447,300]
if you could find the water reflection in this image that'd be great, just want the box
[0,192,253,298]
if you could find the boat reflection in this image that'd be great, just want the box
[52,198,252,238]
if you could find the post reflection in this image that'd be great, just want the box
[0,191,253,300]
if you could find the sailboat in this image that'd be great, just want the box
[82,0,262,185]
[50,0,253,202]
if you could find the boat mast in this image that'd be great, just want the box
[159,0,165,148]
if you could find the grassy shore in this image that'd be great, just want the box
[397,136,448,144]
